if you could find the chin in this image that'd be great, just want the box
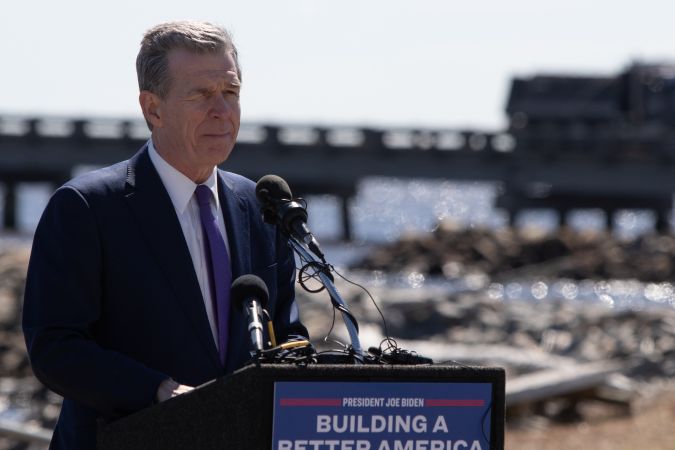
[206,146,233,165]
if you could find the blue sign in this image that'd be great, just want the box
[272,381,492,450]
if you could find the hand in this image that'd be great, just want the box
[154,378,194,403]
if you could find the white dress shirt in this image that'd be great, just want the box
[148,140,233,350]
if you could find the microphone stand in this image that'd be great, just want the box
[286,236,363,364]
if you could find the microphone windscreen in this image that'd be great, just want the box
[231,274,269,313]
[256,175,292,204]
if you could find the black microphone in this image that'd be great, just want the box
[231,274,269,354]
[368,347,433,365]
[255,175,325,261]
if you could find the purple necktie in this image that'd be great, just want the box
[195,185,232,368]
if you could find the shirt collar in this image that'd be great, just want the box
[148,139,221,215]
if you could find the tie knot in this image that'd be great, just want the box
[195,185,212,206]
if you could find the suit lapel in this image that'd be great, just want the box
[218,171,252,373]
[124,146,223,375]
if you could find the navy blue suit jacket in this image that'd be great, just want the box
[22,145,308,449]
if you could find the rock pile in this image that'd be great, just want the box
[0,248,62,449]
[297,285,675,379]
[356,224,675,282]
[0,249,32,380]
[1,230,675,443]
[296,280,675,426]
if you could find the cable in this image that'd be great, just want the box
[293,254,359,342]
[323,303,348,350]
[299,261,332,293]
[257,341,317,365]
[331,267,391,344]
[291,242,438,366]
[298,263,358,334]
[435,360,496,450]
[294,256,436,365]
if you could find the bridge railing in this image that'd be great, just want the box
[0,116,515,153]
[3,115,673,239]
[3,116,673,158]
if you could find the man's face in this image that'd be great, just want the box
[156,50,241,169]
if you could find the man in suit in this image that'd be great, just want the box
[22,20,309,449]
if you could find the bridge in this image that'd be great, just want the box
[1,115,674,239]
[3,63,675,238]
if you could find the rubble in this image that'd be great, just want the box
[0,248,60,449]
[298,284,675,379]
[0,227,674,443]
[356,223,675,282]
[504,361,627,406]
[296,278,675,426]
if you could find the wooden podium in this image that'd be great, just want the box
[98,364,505,450]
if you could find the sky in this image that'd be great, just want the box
[1,0,674,130]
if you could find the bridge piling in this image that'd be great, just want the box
[1,112,674,237]
[3,183,16,231]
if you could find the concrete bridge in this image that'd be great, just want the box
[1,115,674,238]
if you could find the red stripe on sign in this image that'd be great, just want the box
[279,399,342,406]
[426,400,485,406]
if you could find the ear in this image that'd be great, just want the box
[139,90,164,129]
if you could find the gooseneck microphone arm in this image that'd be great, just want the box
[256,175,362,363]
[287,235,363,363]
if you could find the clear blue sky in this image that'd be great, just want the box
[1,0,673,130]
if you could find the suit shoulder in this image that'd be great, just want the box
[63,161,128,198]
[220,170,257,201]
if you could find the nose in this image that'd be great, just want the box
[209,94,231,120]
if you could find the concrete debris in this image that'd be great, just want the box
[0,234,674,438]
[356,225,675,282]
[297,276,675,425]
[504,361,627,406]
[0,248,61,447]
[0,419,52,446]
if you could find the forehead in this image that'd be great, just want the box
[167,50,239,87]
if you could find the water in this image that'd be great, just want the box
[7,172,668,239]
[343,269,675,313]
[345,177,506,243]
[309,177,665,244]
[15,183,54,232]
[6,174,675,314]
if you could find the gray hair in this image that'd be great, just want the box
[136,20,241,130]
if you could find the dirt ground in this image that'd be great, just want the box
[505,390,675,450]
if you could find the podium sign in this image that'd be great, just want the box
[98,365,504,450]
[272,381,492,450]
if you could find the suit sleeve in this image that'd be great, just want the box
[22,186,168,417]
[270,225,310,343]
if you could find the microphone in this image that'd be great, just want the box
[368,347,433,365]
[231,274,269,354]
[255,175,325,261]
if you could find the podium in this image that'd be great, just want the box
[98,364,505,450]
